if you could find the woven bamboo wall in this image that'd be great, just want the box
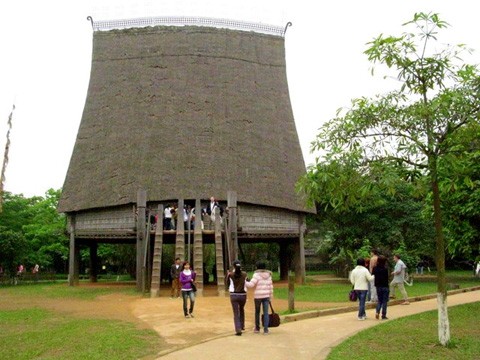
[237,204,299,234]
[68,205,136,236]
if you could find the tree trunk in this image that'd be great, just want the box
[437,292,450,345]
[431,175,450,345]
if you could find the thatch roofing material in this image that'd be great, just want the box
[58,25,313,214]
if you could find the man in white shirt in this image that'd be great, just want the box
[164,205,173,230]
[205,197,222,229]
[390,254,410,304]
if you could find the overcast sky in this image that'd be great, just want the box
[1,0,479,197]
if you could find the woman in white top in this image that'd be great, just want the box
[350,258,374,320]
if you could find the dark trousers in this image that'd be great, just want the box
[254,297,270,332]
[376,286,389,318]
[230,293,247,333]
[164,218,172,230]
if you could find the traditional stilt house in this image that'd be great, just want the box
[58,17,315,295]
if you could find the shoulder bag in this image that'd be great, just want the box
[261,301,280,327]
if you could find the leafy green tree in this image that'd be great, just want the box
[303,162,434,276]
[0,227,28,276]
[440,123,480,261]
[300,13,480,345]
[22,189,69,271]
[0,189,69,273]
[0,192,37,232]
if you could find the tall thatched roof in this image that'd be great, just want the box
[58,24,314,214]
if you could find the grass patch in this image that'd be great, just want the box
[327,302,480,360]
[276,283,352,302]
[274,280,479,303]
[0,282,138,300]
[0,308,163,360]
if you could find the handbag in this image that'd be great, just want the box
[191,282,197,292]
[261,301,280,327]
[349,288,358,302]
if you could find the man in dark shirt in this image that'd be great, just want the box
[170,258,182,298]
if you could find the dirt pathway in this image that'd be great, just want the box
[156,290,480,360]
[131,285,348,355]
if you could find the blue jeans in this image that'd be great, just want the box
[182,290,195,316]
[356,290,368,318]
[254,297,270,332]
[230,293,247,333]
[376,287,389,318]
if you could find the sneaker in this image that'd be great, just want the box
[189,313,194,318]
[185,314,189,318]
[375,313,379,320]
[263,331,269,335]
[381,317,389,320]
[358,317,366,321]
[235,332,242,336]
[253,328,260,333]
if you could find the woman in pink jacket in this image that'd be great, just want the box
[246,261,273,334]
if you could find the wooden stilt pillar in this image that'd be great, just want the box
[193,198,204,296]
[227,191,238,262]
[68,214,79,286]
[150,205,164,298]
[214,207,225,296]
[175,199,185,261]
[89,242,98,283]
[294,214,306,284]
[136,189,147,292]
[279,241,289,281]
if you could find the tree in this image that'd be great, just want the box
[440,123,480,261]
[0,189,69,273]
[0,227,28,275]
[0,104,14,213]
[300,13,480,345]
[302,162,434,276]
[22,189,69,271]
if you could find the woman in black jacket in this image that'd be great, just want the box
[226,260,248,335]
[372,255,390,320]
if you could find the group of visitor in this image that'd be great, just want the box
[350,251,409,321]
[159,197,224,231]
[169,257,274,335]
[225,260,273,335]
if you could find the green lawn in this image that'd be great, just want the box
[327,302,480,360]
[0,284,163,360]
[0,273,477,359]
[0,282,138,300]
[0,308,163,360]
[274,277,480,303]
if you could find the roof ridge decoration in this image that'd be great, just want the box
[86,16,292,37]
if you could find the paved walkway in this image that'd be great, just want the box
[149,289,479,360]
